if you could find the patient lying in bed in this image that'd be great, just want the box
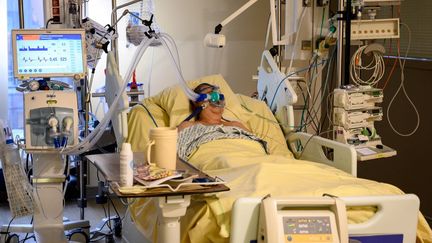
[127,75,432,243]
[178,83,268,161]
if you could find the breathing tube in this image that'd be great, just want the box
[62,32,201,155]
[183,106,203,122]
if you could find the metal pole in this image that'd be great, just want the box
[18,0,25,28]
[82,0,88,18]
[111,0,119,64]
[344,0,352,86]
[79,76,89,220]
[336,0,344,87]
[277,0,282,69]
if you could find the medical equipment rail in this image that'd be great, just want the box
[86,152,229,243]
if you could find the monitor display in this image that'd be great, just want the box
[12,29,87,80]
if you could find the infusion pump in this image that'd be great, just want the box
[257,197,348,243]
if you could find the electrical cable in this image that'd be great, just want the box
[21,217,33,243]
[285,6,308,76]
[382,53,398,90]
[294,129,334,159]
[319,7,326,38]
[269,59,327,109]
[5,216,15,238]
[236,96,320,145]
[45,18,55,29]
[266,55,331,134]
[350,45,385,86]
[318,49,337,133]
[386,23,420,137]
[325,90,335,129]
[101,205,113,232]
[302,56,325,133]
[298,83,319,132]
[297,61,317,132]
[87,68,97,104]
[139,104,159,127]
[107,196,121,220]
[307,50,336,134]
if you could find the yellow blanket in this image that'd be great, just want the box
[130,138,432,243]
[127,75,431,242]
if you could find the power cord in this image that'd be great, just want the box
[350,44,385,86]
[45,18,55,29]
[138,103,159,127]
[293,130,334,160]
[386,23,420,137]
[268,59,327,109]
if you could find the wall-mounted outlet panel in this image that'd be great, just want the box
[348,18,399,40]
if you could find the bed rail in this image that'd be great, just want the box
[287,132,357,176]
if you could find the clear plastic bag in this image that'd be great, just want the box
[126,0,161,47]
[0,120,35,218]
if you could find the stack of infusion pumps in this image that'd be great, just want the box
[333,86,396,161]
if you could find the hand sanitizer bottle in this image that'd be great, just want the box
[120,143,134,187]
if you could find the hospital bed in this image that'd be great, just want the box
[121,74,432,243]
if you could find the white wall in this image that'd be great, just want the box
[0,0,8,121]
[88,0,269,105]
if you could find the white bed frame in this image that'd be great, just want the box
[230,194,420,243]
[258,50,357,176]
[121,194,420,243]
[105,52,130,148]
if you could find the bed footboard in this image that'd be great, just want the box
[230,194,419,243]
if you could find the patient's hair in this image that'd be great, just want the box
[193,83,215,95]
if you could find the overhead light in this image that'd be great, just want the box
[204,33,226,48]
[204,0,258,48]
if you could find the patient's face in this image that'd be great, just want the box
[193,84,224,119]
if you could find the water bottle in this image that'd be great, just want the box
[119,143,134,187]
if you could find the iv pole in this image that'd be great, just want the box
[336,0,353,87]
